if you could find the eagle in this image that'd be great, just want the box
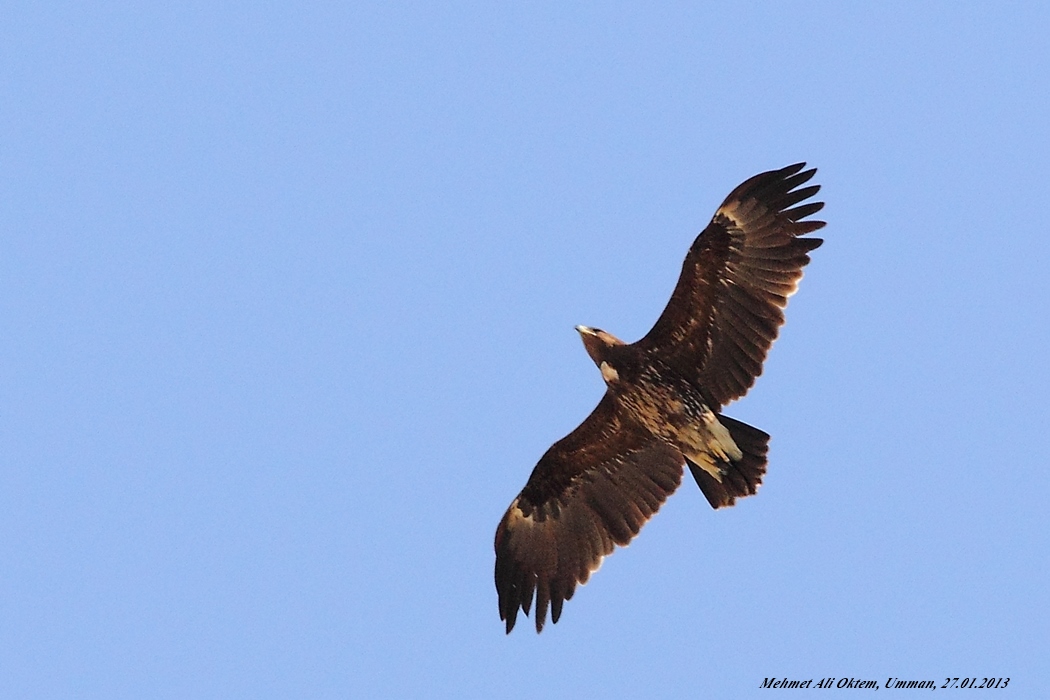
[494,163,826,633]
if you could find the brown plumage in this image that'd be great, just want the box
[495,163,826,633]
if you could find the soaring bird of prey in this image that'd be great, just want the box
[494,163,826,633]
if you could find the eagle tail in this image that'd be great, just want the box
[686,415,769,509]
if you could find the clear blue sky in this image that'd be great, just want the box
[3,3,1048,698]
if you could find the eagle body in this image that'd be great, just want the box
[580,329,745,471]
[495,163,826,633]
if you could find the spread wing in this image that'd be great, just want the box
[494,393,684,633]
[636,163,826,407]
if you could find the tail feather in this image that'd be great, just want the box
[687,415,769,509]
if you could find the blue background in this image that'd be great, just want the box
[3,3,1047,697]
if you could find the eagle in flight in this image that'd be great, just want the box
[494,163,826,633]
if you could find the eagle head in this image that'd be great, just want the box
[575,326,625,369]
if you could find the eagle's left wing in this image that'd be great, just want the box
[635,163,825,407]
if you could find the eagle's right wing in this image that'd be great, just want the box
[494,393,684,633]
